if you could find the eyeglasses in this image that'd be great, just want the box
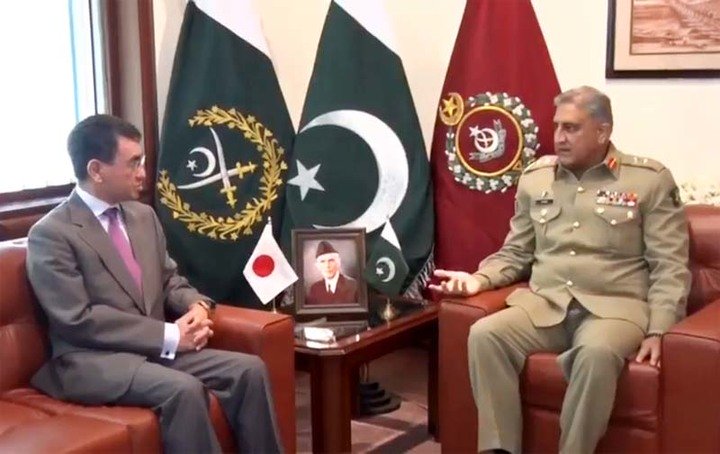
[127,155,146,171]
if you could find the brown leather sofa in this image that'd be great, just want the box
[438,204,720,453]
[0,238,296,453]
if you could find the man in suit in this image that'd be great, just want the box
[306,240,359,305]
[430,86,690,454]
[26,114,282,453]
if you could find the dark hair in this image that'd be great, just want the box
[67,114,142,181]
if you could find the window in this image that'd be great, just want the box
[0,1,107,193]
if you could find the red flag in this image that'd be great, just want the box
[431,0,561,272]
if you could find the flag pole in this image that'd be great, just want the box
[381,295,396,322]
[271,296,278,314]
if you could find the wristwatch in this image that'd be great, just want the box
[645,332,662,339]
[196,300,216,317]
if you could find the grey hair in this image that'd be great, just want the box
[553,86,613,125]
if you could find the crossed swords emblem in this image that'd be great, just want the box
[177,128,257,208]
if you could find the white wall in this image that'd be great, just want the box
[153,0,720,184]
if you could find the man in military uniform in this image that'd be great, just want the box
[430,86,690,454]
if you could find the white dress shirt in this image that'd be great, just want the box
[324,272,340,293]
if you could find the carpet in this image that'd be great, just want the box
[295,347,441,453]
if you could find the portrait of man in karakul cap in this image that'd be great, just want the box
[306,240,359,305]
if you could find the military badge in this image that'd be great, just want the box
[534,190,554,205]
[438,91,540,193]
[670,186,682,207]
[596,189,638,207]
[157,106,288,241]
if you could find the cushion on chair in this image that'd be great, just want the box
[0,414,132,452]
[686,205,720,314]
[0,401,49,435]
[0,240,48,393]
[2,387,160,452]
[521,353,659,431]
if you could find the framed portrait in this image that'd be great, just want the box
[291,228,368,321]
[606,0,720,78]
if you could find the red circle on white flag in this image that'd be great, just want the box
[252,255,275,277]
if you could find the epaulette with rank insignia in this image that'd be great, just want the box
[523,155,557,174]
[622,154,665,172]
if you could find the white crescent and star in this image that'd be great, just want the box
[178,128,256,191]
[289,109,409,233]
[187,146,217,178]
[287,160,325,200]
[375,256,396,282]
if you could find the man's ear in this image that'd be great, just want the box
[86,159,104,184]
[597,122,612,144]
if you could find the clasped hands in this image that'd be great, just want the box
[176,302,214,352]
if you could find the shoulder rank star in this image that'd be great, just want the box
[596,189,638,207]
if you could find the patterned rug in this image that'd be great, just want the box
[295,348,440,453]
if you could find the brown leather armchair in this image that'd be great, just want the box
[438,204,720,453]
[0,239,296,453]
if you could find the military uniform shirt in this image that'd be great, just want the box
[474,145,690,334]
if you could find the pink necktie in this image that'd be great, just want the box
[105,208,143,292]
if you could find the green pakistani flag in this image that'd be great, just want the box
[282,0,433,297]
[156,0,293,308]
[365,221,410,296]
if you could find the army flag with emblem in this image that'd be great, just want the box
[431,0,561,273]
[156,0,294,308]
[282,0,433,297]
[364,221,410,296]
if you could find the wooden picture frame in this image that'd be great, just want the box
[606,0,720,78]
[291,228,368,321]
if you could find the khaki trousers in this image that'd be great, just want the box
[467,304,644,454]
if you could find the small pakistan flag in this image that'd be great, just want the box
[364,221,409,296]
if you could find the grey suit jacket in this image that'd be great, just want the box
[26,190,207,404]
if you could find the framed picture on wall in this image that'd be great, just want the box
[606,0,720,78]
[291,228,368,321]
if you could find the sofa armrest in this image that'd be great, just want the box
[666,298,720,340]
[208,305,296,454]
[437,283,525,452]
[209,305,291,354]
[661,299,720,453]
[440,283,526,316]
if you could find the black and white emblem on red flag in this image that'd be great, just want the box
[439,92,540,194]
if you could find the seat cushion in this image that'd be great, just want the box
[2,388,160,452]
[521,352,659,430]
[0,414,131,453]
[0,400,49,435]
[3,387,238,452]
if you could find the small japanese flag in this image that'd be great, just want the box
[243,219,298,304]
